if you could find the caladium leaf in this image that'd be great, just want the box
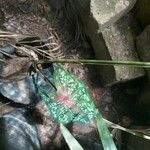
[39,64,96,124]
[38,65,117,150]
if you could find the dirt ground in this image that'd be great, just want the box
[0,1,149,150]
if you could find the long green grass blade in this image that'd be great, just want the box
[38,59,150,68]
[60,123,84,150]
[96,110,117,150]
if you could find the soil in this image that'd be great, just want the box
[0,1,149,150]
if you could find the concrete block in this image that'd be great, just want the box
[78,0,137,31]
[87,13,145,86]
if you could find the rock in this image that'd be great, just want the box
[0,44,15,54]
[0,108,42,150]
[72,1,145,86]
[136,25,150,80]
[0,66,54,105]
[136,0,150,27]
[88,13,145,86]
[77,0,137,31]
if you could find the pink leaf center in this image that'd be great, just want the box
[52,86,79,112]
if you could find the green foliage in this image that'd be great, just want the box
[38,59,150,68]
[60,123,84,150]
[39,65,117,150]
[39,64,96,124]
[96,110,117,150]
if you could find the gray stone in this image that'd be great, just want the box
[0,44,15,54]
[0,67,54,105]
[136,25,150,80]
[0,109,42,150]
[72,1,145,86]
[78,0,137,31]
[88,13,145,86]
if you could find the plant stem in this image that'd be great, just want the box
[37,59,150,68]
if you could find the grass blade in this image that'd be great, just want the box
[38,59,150,68]
[96,110,117,150]
[104,119,150,140]
[60,123,84,150]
